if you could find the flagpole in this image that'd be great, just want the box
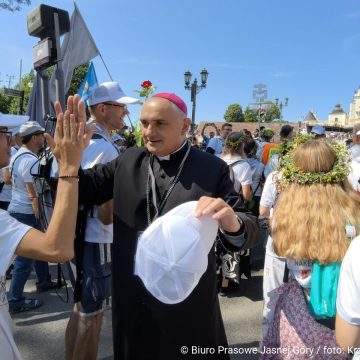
[98,53,113,81]
[73,2,113,81]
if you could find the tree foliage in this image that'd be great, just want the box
[244,106,258,122]
[0,63,89,115]
[0,70,34,114]
[263,101,281,122]
[224,103,244,122]
[243,102,281,123]
[66,63,89,97]
[0,0,30,12]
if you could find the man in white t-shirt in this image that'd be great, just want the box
[0,97,94,360]
[206,123,232,155]
[348,123,360,193]
[336,235,360,359]
[65,82,138,360]
[259,171,285,341]
[7,121,58,313]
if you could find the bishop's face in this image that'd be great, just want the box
[140,97,190,157]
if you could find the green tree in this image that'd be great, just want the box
[0,90,13,113]
[224,103,244,122]
[0,64,89,115]
[66,63,89,97]
[7,70,35,114]
[0,0,30,12]
[262,101,280,122]
[243,106,258,122]
[243,102,281,123]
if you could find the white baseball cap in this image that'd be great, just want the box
[134,201,219,304]
[0,113,29,129]
[19,121,45,137]
[88,81,139,106]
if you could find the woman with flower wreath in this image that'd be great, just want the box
[261,139,360,359]
[217,131,253,295]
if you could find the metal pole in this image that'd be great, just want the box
[40,69,50,122]
[99,53,113,81]
[258,103,262,131]
[53,12,65,111]
[191,81,197,134]
[17,59,22,114]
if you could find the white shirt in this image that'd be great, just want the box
[348,144,360,193]
[81,120,119,244]
[260,171,282,258]
[8,147,39,214]
[0,209,31,359]
[337,235,360,360]
[0,148,17,203]
[206,136,224,155]
[221,155,252,193]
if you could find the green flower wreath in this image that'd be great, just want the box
[225,135,249,150]
[278,135,351,185]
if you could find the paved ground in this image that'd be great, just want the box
[8,256,264,360]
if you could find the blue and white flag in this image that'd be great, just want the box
[77,62,98,102]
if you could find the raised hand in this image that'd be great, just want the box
[45,95,94,175]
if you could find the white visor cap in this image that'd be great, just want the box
[134,201,219,304]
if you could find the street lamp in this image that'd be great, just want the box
[275,97,289,121]
[184,68,209,133]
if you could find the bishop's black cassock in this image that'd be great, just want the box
[79,142,258,360]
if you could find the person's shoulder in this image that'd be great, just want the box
[120,146,148,164]
[13,149,37,167]
[257,160,265,171]
[348,236,360,254]
[190,146,226,167]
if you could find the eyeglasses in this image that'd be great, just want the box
[0,130,12,146]
[103,102,127,109]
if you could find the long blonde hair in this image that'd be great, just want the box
[272,140,360,264]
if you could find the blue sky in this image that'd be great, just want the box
[1,0,360,127]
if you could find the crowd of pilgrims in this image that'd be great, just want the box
[2,91,360,360]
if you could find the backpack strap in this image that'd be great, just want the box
[228,159,246,186]
[10,152,38,177]
[91,132,120,154]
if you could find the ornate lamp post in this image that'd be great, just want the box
[275,97,289,121]
[184,69,209,133]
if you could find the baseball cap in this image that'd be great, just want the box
[311,125,326,136]
[152,93,188,116]
[280,124,294,138]
[88,81,139,106]
[134,201,218,304]
[0,113,29,129]
[10,126,21,135]
[19,121,45,137]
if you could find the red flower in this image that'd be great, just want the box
[141,80,152,88]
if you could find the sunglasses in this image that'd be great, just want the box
[103,102,127,109]
[0,130,12,146]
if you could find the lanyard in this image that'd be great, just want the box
[146,142,191,225]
